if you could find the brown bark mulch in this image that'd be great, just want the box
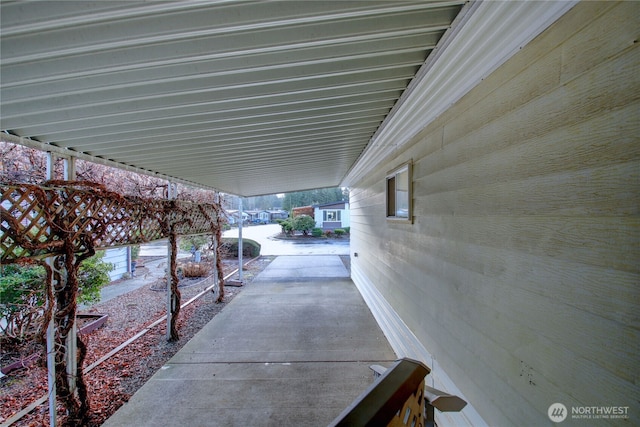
[0,256,274,426]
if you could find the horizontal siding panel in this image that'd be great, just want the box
[403,223,639,327]
[440,48,562,147]
[412,277,639,425]
[388,237,638,380]
[440,2,635,146]
[409,212,639,273]
[559,1,639,83]
[102,247,128,281]
[366,239,639,422]
[440,44,639,168]
[416,102,639,196]
[416,162,639,218]
[432,2,617,139]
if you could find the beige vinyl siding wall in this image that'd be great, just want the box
[349,2,639,425]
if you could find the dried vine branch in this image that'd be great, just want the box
[197,202,226,303]
[167,231,181,342]
[213,203,226,303]
[1,181,224,422]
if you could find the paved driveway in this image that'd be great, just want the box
[223,224,350,256]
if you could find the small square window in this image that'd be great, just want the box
[386,161,412,223]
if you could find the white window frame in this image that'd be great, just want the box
[323,210,341,222]
[386,160,412,223]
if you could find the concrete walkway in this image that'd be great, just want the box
[103,255,396,427]
[98,257,168,303]
[82,242,190,309]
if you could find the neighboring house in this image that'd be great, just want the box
[314,201,349,231]
[257,210,270,223]
[245,210,267,224]
[229,209,285,224]
[266,209,288,222]
[102,247,128,282]
[225,209,249,225]
[292,206,313,218]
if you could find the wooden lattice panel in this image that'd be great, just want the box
[1,183,219,262]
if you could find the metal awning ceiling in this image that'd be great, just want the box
[1,1,465,196]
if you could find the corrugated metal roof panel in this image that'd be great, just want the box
[1,1,464,196]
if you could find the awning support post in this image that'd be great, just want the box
[45,152,57,427]
[238,197,243,282]
[63,156,77,395]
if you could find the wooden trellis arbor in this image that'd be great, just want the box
[1,181,221,260]
[1,180,224,425]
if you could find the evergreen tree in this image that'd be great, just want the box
[282,187,348,212]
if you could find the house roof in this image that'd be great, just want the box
[0,1,574,197]
[315,201,348,209]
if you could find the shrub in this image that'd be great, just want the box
[0,251,113,341]
[77,251,115,305]
[334,228,346,237]
[0,264,46,341]
[130,244,141,260]
[181,262,211,278]
[343,227,350,234]
[325,230,333,238]
[311,228,323,237]
[221,238,261,258]
[293,214,316,235]
[179,235,210,253]
[276,218,294,235]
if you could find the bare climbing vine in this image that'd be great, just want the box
[1,180,224,424]
[214,210,226,303]
[198,202,226,303]
[167,231,181,342]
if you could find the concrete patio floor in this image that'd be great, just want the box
[103,255,396,427]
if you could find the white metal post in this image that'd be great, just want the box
[213,192,219,298]
[63,156,76,181]
[238,197,243,282]
[62,157,78,394]
[45,152,57,427]
[46,151,55,181]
